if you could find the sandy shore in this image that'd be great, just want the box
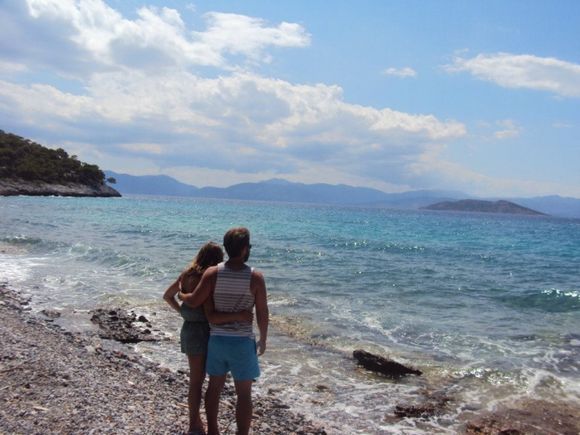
[0,284,326,434]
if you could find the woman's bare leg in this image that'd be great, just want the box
[187,354,206,433]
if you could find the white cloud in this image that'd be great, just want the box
[196,13,311,64]
[445,52,580,98]
[0,69,465,187]
[382,67,417,78]
[119,143,164,155]
[0,61,28,74]
[494,119,522,139]
[16,0,310,72]
[10,1,573,197]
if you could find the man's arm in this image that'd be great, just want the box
[178,266,217,308]
[203,297,253,324]
[252,270,269,355]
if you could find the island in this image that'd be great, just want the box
[422,199,545,215]
[0,130,120,197]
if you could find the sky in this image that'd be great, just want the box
[1,0,579,197]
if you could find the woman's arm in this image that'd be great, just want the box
[203,297,253,324]
[162,276,181,313]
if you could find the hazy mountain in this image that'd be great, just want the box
[106,172,199,196]
[105,171,580,218]
[106,172,464,206]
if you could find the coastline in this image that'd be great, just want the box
[1,282,579,434]
[0,284,325,434]
[0,179,121,197]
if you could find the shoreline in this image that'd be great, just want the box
[0,284,326,434]
[0,179,121,197]
[1,282,579,434]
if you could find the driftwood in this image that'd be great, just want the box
[353,349,422,378]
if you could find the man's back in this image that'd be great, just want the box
[210,262,255,337]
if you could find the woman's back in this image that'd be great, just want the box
[180,271,207,322]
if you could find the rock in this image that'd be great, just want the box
[0,179,121,198]
[464,399,580,435]
[353,350,422,378]
[394,403,436,418]
[40,309,61,320]
[90,308,159,344]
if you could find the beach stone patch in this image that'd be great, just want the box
[1,285,327,434]
[353,349,422,378]
[463,399,580,435]
[392,389,452,420]
[40,309,61,320]
[90,308,160,344]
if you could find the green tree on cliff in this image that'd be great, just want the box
[0,130,107,187]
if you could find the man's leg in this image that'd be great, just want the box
[233,380,253,435]
[205,374,226,435]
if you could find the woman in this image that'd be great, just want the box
[163,242,251,435]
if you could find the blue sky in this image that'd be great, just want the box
[1,0,579,197]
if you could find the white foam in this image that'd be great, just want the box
[0,254,40,283]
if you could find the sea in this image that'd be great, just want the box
[1,195,579,434]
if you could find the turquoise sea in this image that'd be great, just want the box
[1,195,579,433]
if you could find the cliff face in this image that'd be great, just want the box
[422,199,545,216]
[0,179,121,197]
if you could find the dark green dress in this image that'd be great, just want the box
[180,303,210,355]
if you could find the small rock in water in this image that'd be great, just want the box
[353,349,422,378]
[40,309,61,319]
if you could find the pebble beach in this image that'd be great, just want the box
[0,284,326,434]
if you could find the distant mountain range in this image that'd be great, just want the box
[105,171,580,218]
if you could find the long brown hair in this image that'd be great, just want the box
[184,241,223,276]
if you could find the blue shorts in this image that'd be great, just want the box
[206,335,260,381]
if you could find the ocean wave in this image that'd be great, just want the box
[65,243,165,279]
[541,288,580,300]
[1,235,64,252]
[493,287,580,313]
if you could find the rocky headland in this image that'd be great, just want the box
[0,130,121,198]
[0,179,120,197]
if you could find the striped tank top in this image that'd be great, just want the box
[210,262,255,338]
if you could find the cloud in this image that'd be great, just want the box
[13,0,556,196]
[409,152,580,197]
[119,143,165,155]
[382,67,417,78]
[494,119,522,139]
[0,61,28,74]
[0,68,465,185]
[445,53,580,98]
[3,0,310,74]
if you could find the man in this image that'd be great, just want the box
[179,227,269,435]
